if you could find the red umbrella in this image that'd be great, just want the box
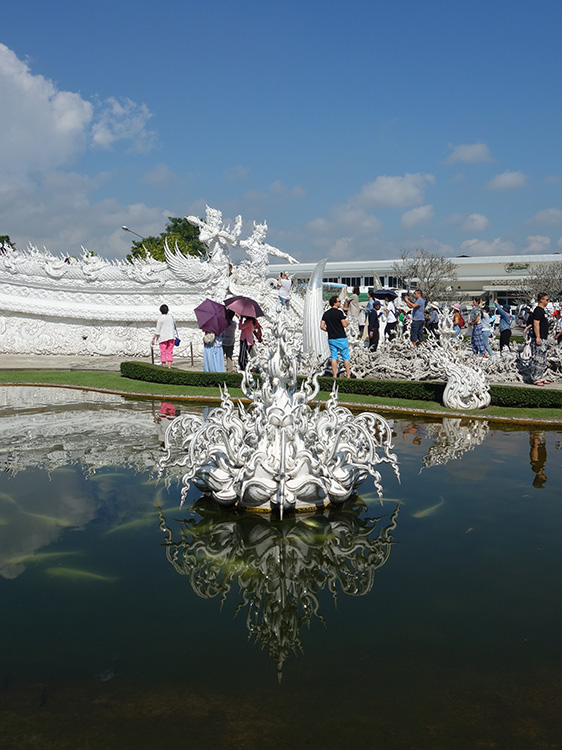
[224,295,264,318]
[194,299,229,335]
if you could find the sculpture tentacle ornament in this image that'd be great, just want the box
[160,311,400,515]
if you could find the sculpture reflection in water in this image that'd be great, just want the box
[157,500,400,679]
[420,418,490,470]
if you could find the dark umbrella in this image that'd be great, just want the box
[224,295,264,318]
[194,299,229,335]
[373,289,398,300]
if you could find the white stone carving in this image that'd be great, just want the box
[160,310,400,515]
[0,206,299,357]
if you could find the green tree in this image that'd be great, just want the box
[0,235,16,250]
[126,217,206,263]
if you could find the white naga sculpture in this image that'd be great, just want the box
[160,310,400,515]
[0,206,298,358]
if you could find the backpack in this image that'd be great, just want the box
[458,314,465,327]
[253,320,263,343]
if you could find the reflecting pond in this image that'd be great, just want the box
[1,387,562,749]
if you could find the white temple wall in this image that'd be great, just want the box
[0,312,205,358]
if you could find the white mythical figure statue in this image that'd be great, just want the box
[164,205,242,299]
[232,220,298,292]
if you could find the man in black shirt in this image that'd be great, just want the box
[529,293,550,386]
[320,295,351,378]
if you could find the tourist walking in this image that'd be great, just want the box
[222,310,237,372]
[404,290,425,345]
[203,331,225,373]
[383,294,398,341]
[320,295,351,378]
[468,297,487,357]
[481,305,494,357]
[451,304,463,338]
[238,316,262,371]
[277,272,291,309]
[426,302,440,341]
[367,300,383,351]
[529,293,550,386]
[494,300,512,352]
[152,304,177,369]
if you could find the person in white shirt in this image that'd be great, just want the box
[151,304,177,368]
[277,272,291,309]
[383,295,397,341]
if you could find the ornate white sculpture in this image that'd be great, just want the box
[164,206,242,299]
[160,310,400,515]
[158,501,399,677]
[0,206,298,358]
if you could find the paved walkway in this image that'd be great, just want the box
[0,353,203,372]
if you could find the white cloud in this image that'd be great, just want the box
[356,173,435,208]
[0,43,92,179]
[461,213,490,232]
[142,163,177,186]
[225,165,250,182]
[0,42,156,184]
[91,97,156,152]
[529,208,562,226]
[308,201,383,237]
[446,142,494,164]
[244,180,305,203]
[448,213,490,233]
[1,170,169,258]
[486,170,527,190]
[401,205,434,228]
[458,235,555,257]
[525,235,551,253]
[459,237,517,256]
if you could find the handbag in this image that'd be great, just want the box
[203,332,216,345]
[174,323,180,347]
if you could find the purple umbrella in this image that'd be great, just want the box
[194,299,229,335]
[224,295,264,318]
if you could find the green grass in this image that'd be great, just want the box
[0,369,561,423]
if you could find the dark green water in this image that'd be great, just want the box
[0,389,561,749]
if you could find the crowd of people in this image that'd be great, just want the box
[151,275,562,387]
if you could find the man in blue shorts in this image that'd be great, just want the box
[404,289,425,345]
[320,295,351,378]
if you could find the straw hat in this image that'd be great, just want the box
[430,301,440,310]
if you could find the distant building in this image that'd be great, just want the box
[269,254,562,304]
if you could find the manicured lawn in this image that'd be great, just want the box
[0,369,561,424]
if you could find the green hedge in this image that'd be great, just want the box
[120,361,244,389]
[120,361,562,409]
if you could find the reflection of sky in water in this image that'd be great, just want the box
[1,386,562,748]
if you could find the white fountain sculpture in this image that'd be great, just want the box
[160,311,400,515]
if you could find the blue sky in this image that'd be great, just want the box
[1,0,561,261]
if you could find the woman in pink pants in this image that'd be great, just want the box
[151,304,176,368]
